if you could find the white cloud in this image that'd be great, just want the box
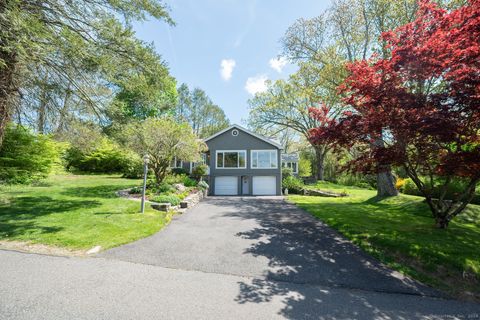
[269,56,288,73]
[220,59,236,81]
[245,75,268,95]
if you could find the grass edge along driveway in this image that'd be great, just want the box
[0,174,172,250]
[288,181,480,302]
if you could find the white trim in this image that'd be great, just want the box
[215,150,247,169]
[204,124,282,149]
[283,161,299,174]
[250,149,278,169]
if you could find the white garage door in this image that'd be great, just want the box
[252,176,277,195]
[214,176,238,195]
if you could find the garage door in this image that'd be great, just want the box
[214,176,238,195]
[252,176,277,195]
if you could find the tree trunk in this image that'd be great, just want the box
[435,215,449,229]
[56,89,71,133]
[376,169,399,197]
[37,97,46,134]
[372,136,398,197]
[314,145,325,181]
[0,2,19,148]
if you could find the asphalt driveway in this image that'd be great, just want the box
[101,197,437,296]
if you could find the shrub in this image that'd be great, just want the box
[395,178,407,190]
[191,164,208,179]
[337,173,375,190]
[401,177,480,204]
[129,186,143,194]
[65,138,139,174]
[0,124,59,184]
[282,176,304,194]
[150,194,181,206]
[154,182,176,194]
[171,167,189,175]
[298,158,312,177]
[282,167,293,178]
[198,180,209,190]
[121,152,143,179]
[182,175,197,187]
[401,178,424,196]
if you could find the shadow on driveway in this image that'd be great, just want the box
[100,196,480,318]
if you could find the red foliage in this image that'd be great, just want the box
[310,0,480,180]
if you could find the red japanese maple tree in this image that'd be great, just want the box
[309,0,480,228]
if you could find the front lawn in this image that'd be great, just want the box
[0,174,172,250]
[289,181,480,300]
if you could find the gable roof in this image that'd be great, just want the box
[204,124,282,149]
[281,153,299,162]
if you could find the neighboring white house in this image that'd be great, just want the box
[281,153,299,175]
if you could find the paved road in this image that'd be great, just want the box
[1,197,479,319]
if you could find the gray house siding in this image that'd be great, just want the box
[205,126,282,196]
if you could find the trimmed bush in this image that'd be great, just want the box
[150,194,181,206]
[191,164,208,179]
[0,124,59,184]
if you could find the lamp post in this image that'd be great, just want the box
[140,154,150,214]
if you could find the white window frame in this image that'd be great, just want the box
[170,157,183,169]
[251,150,278,169]
[215,150,247,169]
[282,161,298,173]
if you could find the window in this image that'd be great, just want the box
[193,153,208,168]
[251,150,277,169]
[216,151,246,168]
[170,157,183,168]
[283,161,298,173]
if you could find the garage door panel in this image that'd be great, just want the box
[252,176,276,195]
[215,176,238,195]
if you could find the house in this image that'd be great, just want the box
[281,153,299,175]
[202,124,282,196]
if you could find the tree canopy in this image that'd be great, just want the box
[0,0,176,144]
[174,84,230,138]
[309,0,480,228]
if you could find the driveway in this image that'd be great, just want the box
[1,196,479,319]
[101,197,437,296]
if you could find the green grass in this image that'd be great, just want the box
[0,174,172,250]
[289,181,480,300]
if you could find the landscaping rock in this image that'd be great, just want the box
[302,188,347,197]
[86,245,102,255]
[173,184,186,192]
[151,203,171,212]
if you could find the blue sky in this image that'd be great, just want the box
[133,0,330,124]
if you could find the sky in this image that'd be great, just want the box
[133,0,331,125]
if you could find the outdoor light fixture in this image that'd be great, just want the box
[140,154,150,214]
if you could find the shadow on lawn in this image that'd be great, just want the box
[0,196,101,238]
[207,197,456,319]
[61,184,130,199]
